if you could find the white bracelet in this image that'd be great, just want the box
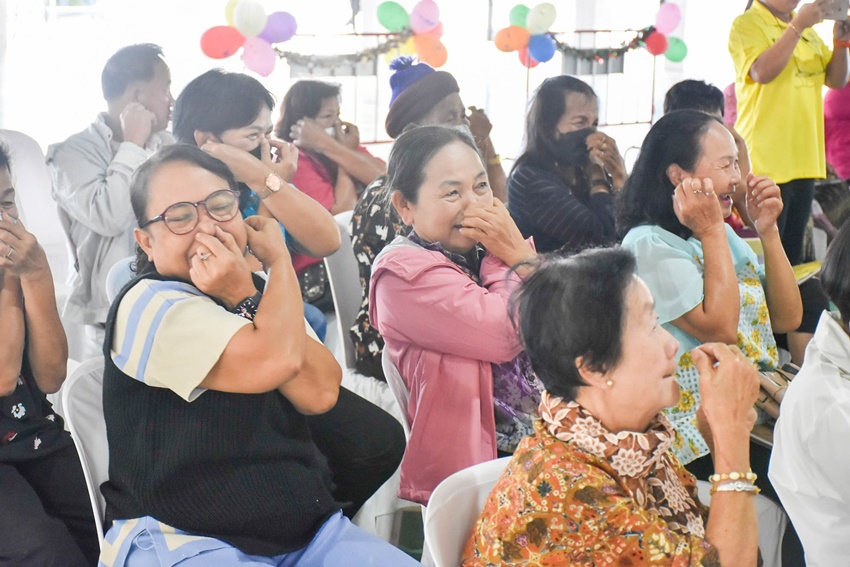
[710,481,760,495]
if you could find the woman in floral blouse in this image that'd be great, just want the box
[463,248,761,566]
[618,110,801,500]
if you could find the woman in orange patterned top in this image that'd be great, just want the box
[463,248,761,566]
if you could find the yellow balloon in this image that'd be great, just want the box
[225,0,241,27]
[400,37,416,55]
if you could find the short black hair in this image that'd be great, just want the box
[820,221,850,323]
[663,79,725,117]
[387,125,480,205]
[617,109,721,239]
[172,69,276,145]
[275,80,342,142]
[101,44,165,101]
[129,144,240,274]
[513,247,637,401]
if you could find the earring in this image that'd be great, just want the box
[606,380,614,388]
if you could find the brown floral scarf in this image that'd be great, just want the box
[539,392,705,537]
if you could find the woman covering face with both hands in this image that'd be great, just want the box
[508,75,628,255]
[0,145,99,565]
[370,126,539,505]
[619,110,802,502]
[99,144,418,566]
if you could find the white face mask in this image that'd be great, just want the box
[324,126,337,138]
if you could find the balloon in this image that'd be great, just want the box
[527,33,556,62]
[200,26,245,59]
[518,46,539,68]
[494,26,530,52]
[377,1,410,32]
[643,31,668,56]
[525,2,556,35]
[655,2,682,35]
[225,0,240,27]
[410,0,440,34]
[425,21,444,38]
[414,34,448,67]
[259,12,297,44]
[233,0,267,38]
[242,37,276,76]
[665,36,688,62]
[509,4,530,27]
[382,37,416,65]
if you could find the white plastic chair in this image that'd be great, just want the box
[105,256,136,303]
[381,349,411,439]
[423,457,511,567]
[61,357,108,548]
[696,480,788,567]
[323,210,361,370]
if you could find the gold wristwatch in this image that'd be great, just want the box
[258,172,283,200]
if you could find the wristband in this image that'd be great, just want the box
[591,178,613,192]
[835,40,850,49]
[487,154,502,167]
[710,481,760,495]
[231,291,263,321]
[788,21,802,39]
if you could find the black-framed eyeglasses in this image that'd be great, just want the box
[140,189,240,235]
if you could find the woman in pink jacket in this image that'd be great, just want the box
[370,126,538,505]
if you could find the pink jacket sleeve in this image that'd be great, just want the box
[371,248,528,364]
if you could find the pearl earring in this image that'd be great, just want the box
[606,380,614,387]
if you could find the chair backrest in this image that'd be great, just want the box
[61,357,108,548]
[381,349,411,439]
[323,210,361,369]
[105,256,136,303]
[423,457,511,567]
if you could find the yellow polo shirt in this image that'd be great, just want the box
[729,0,831,184]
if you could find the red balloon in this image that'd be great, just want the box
[425,21,444,38]
[518,46,539,68]
[643,31,668,56]
[201,26,245,59]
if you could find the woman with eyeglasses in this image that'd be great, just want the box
[729,0,850,265]
[98,144,419,566]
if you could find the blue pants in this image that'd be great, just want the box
[303,302,327,343]
[105,511,419,566]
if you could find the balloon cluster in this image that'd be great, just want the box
[643,2,688,62]
[200,0,297,76]
[494,3,557,68]
[377,1,447,68]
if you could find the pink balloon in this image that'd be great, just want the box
[242,37,276,76]
[259,11,297,44]
[655,2,681,35]
[410,0,440,33]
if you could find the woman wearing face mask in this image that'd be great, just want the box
[171,71,405,521]
[508,75,627,255]
[370,126,539,505]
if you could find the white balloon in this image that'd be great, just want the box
[233,0,268,38]
[525,3,556,35]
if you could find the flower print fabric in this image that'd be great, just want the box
[462,393,717,566]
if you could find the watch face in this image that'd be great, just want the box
[266,173,283,192]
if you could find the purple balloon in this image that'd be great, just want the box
[259,11,297,44]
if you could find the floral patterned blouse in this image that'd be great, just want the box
[622,224,777,464]
[462,397,717,567]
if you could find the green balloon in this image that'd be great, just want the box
[509,4,530,28]
[377,1,410,32]
[665,37,688,62]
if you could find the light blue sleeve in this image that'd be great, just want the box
[622,226,705,325]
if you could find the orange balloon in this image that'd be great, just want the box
[495,26,530,53]
[414,34,448,67]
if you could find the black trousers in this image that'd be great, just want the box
[0,445,100,566]
[307,387,405,519]
[776,178,815,266]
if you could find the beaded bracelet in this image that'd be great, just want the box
[708,470,757,484]
[710,481,761,495]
